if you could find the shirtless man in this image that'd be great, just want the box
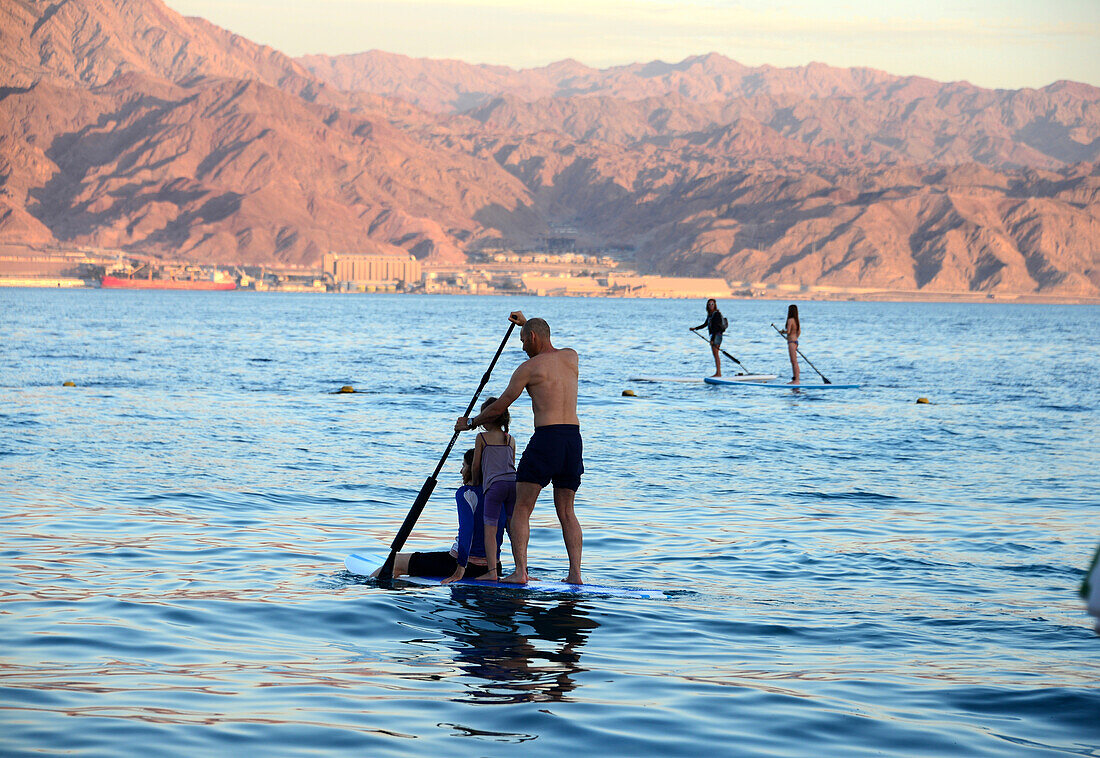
[455,311,584,584]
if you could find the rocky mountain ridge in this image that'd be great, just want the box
[301,50,1100,170]
[1,0,1097,295]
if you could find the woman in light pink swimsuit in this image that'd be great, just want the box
[781,304,801,383]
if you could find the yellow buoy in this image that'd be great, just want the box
[916,397,930,404]
[622,389,636,397]
[338,385,356,393]
[62,381,76,387]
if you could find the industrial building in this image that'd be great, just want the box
[322,252,421,292]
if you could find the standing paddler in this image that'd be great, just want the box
[779,304,801,383]
[689,298,728,377]
[455,311,584,585]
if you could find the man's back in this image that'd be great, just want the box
[524,347,579,428]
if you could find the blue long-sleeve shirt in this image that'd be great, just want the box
[450,485,507,567]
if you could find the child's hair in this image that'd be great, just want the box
[787,304,800,329]
[462,448,475,484]
[479,396,510,433]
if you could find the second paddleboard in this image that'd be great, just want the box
[704,377,859,389]
[631,374,777,383]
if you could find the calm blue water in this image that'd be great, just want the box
[1,290,1098,757]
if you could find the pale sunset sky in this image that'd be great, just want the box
[165,0,1100,90]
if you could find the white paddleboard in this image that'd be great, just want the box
[704,377,859,389]
[631,374,777,383]
[344,549,665,599]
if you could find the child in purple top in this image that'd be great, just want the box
[472,396,517,581]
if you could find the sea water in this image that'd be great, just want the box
[1,290,1097,756]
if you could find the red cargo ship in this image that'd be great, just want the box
[101,272,236,290]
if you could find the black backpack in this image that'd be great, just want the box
[714,310,728,332]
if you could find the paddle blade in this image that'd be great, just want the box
[377,549,397,581]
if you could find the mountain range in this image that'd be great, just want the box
[2,0,1098,295]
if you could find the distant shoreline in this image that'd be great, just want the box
[4,245,1097,304]
[1,277,1096,305]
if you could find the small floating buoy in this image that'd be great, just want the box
[338,385,356,393]
[622,389,636,397]
[62,380,75,387]
[916,397,930,404]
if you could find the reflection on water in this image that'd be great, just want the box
[424,588,597,704]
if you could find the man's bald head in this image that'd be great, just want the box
[521,318,550,340]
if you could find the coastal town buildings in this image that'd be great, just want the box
[0,244,1090,302]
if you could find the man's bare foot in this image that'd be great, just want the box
[562,574,583,585]
[474,571,498,581]
[711,372,721,378]
[501,570,528,584]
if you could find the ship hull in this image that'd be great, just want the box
[101,275,236,291]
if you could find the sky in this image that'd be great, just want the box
[164,0,1100,90]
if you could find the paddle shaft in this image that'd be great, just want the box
[772,323,831,384]
[691,327,755,374]
[378,321,517,580]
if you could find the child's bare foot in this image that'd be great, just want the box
[474,570,498,581]
[501,570,528,584]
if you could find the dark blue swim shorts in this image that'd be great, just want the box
[517,424,584,491]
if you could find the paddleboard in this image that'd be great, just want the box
[631,374,778,383]
[344,549,665,599]
[704,377,859,389]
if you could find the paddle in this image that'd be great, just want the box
[690,328,757,375]
[771,323,831,384]
[377,321,517,580]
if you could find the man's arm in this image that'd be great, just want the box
[455,362,529,432]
